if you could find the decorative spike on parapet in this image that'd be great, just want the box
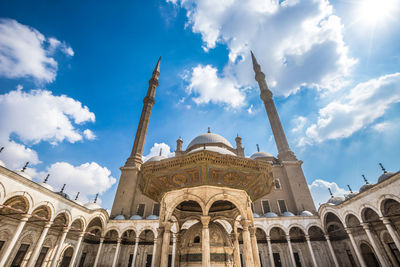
[60,184,66,193]
[94,193,99,203]
[362,174,369,184]
[347,185,353,193]
[250,51,297,161]
[125,57,161,166]
[328,188,333,198]
[75,192,80,200]
[379,163,387,173]
[21,162,29,172]
[0,147,4,153]
[43,174,50,183]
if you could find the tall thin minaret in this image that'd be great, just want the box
[111,57,161,218]
[125,57,161,166]
[251,51,296,161]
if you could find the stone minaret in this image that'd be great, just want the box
[111,57,161,218]
[251,51,296,161]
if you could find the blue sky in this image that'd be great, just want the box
[0,0,399,210]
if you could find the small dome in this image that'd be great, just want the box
[85,202,101,210]
[378,172,395,183]
[345,192,358,199]
[114,214,126,220]
[0,160,5,167]
[253,213,261,218]
[130,215,143,220]
[299,210,313,216]
[282,211,295,217]
[327,196,345,205]
[146,215,158,220]
[187,133,233,150]
[188,146,236,156]
[264,212,278,218]
[38,182,54,191]
[147,155,167,162]
[56,192,70,200]
[250,151,274,160]
[16,171,32,180]
[360,183,374,193]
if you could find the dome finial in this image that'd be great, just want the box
[43,174,50,183]
[328,188,333,198]
[362,174,369,184]
[256,144,260,152]
[21,161,29,172]
[208,127,211,133]
[347,185,353,193]
[0,147,4,153]
[60,184,66,193]
[379,163,387,173]
[94,193,99,203]
[75,192,80,200]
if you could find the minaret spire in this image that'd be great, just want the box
[251,51,296,161]
[126,57,161,166]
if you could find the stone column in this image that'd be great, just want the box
[160,222,172,267]
[267,236,275,267]
[171,233,177,267]
[131,236,140,267]
[324,235,339,267]
[381,217,400,251]
[240,220,255,266]
[50,227,69,267]
[201,216,211,267]
[0,214,31,266]
[93,237,104,267]
[232,232,241,267]
[286,235,296,267]
[361,223,387,267]
[69,232,85,267]
[345,228,367,267]
[151,238,158,267]
[26,221,52,267]
[153,227,164,267]
[249,226,261,267]
[112,238,122,267]
[305,235,318,267]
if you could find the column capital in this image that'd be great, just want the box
[200,216,211,228]
[324,234,330,241]
[78,232,85,238]
[44,221,53,228]
[249,226,257,236]
[21,214,32,221]
[99,237,105,243]
[117,237,122,243]
[163,221,173,231]
[285,234,291,242]
[135,236,140,243]
[305,235,310,241]
[266,235,271,242]
[380,217,391,225]
[62,227,70,233]
[360,222,370,230]
[240,219,250,230]
[344,227,352,235]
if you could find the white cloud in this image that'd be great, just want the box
[309,179,349,207]
[83,129,97,140]
[247,104,254,114]
[0,88,95,168]
[143,142,175,162]
[372,121,397,133]
[186,64,246,108]
[305,73,400,143]
[170,0,356,97]
[0,18,73,82]
[291,116,307,133]
[39,162,116,202]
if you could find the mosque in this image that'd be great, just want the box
[0,53,399,267]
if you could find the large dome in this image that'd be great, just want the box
[250,151,274,159]
[187,133,233,151]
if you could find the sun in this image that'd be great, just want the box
[356,0,398,26]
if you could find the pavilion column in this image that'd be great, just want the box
[232,232,241,267]
[171,233,177,267]
[112,238,122,267]
[286,235,296,267]
[69,232,85,267]
[0,214,31,266]
[151,238,158,267]
[345,228,367,267]
[153,227,164,267]
[249,226,261,267]
[324,235,339,267]
[131,236,139,267]
[26,221,52,267]
[361,223,387,267]
[381,217,400,251]
[50,227,69,267]
[160,222,173,267]
[267,236,275,267]
[240,220,255,266]
[201,216,211,267]
[305,235,318,267]
[93,237,104,267]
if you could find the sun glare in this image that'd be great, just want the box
[357,0,398,25]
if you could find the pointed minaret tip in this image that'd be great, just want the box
[250,50,258,68]
[154,56,161,73]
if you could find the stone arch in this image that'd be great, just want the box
[288,223,307,234]
[253,222,268,237]
[379,194,400,213]
[213,218,233,234]
[361,206,381,223]
[380,197,400,217]
[269,226,287,241]
[267,224,288,236]
[120,227,138,237]
[163,193,206,221]
[85,215,105,236]
[345,212,362,228]
[307,225,326,241]
[1,193,31,213]
[104,227,121,238]
[322,209,345,226]
[306,223,325,235]
[360,241,380,267]
[29,201,55,216]
[59,245,74,267]
[360,204,382,220]
[70,216,86,231]
[289,226,307,243]
[138,228,155,243]
[52,209,72,226]
[29,204,52,227]
[138,226,157,238]
[324,211,347,240]
[205,193,247,218]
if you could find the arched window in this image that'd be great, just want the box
[193,236,200,243]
